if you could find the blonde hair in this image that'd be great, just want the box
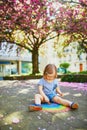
[43,64,57,79]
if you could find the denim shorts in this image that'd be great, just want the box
[46,93,57,102]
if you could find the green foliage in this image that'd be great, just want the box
[59,62,70,69]
[70,71,87,74]
[79,71,87,74]
[61,73,87,83]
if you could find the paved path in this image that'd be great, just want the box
[0,80,87,130]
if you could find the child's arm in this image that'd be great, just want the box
[56,87,64,97]
[38,85,50,103]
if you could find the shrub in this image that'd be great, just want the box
[60,62,70,69]
[59,62,70,74]
[61,74,87,83]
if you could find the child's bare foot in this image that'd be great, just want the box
[28,105,42,112]
[71,103,79,109]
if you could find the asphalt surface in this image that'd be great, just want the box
[0,80,87,130]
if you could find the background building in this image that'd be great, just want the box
[0,42,32,77]
[39,41,87,73]
[0,40,87,78]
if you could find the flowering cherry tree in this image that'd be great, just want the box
[0,0,61,74]
[55,0,87,52]
[0,0,87,74]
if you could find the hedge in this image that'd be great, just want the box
[3,74,87,83]
[60,74,87,83]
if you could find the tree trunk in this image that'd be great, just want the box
[32,47,39,74]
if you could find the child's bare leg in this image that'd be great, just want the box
[53,96,78,109]
[34,94,43,105]
[28,94,43,112]
[53,96,71,106]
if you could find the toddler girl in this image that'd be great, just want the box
[29,64,79,111]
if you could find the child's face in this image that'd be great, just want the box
[46,73,55,83]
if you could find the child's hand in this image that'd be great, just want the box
[60,93,64,97]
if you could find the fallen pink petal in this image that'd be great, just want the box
[12,118,20,124]
[59,82,87,91]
